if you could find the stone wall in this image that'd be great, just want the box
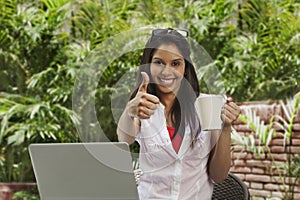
[230,101,300,200]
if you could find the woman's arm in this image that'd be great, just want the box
[117,106,140,144]
[208,100,241,183]
[208,125,232,183]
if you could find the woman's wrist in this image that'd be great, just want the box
[222,123,232,134]
[126,103,135,119]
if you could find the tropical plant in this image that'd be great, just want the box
[0,92,79,182]
[232,95,300,199]
[215,0,300,101]
[0,0,299,184]
[0,0,140,182]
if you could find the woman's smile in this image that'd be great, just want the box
[158,77,176,87]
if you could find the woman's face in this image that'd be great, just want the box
[150,43,185,96]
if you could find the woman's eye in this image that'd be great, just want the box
[172,61,180,66]
[154,60,164,66]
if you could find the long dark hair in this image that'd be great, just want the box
[132,28,200,142]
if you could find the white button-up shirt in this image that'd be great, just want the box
[136,103,213,200]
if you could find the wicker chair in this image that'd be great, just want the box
[212,173,250,200]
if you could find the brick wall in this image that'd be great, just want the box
[230,101,300,200]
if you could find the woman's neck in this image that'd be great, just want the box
[158,92,176,127]
[159,93,175,110]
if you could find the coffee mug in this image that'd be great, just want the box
[195,94,226,130]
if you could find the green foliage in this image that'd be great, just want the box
[218,0,300,101]
[233,110,276,157]
[0,92,79,182]
[231,97,300,199]
[13,190,40,200]
[291,152,300,185]
[0,0,299,182]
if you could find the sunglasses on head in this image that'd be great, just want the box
[151,28,189,38]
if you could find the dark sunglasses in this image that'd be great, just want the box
[151,28,189,38]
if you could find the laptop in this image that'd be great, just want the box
[29,142,139,200]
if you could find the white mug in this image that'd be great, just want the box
[195,94,226,130]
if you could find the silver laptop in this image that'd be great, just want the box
[29,142,139,200]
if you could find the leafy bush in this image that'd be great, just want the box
[0,0,299,182]
[13,190,40,200]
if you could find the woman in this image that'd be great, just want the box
[117,28,241,199]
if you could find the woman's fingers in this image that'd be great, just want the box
[144,93,160,104]
[127,91,160,119]
[139,93,159,109]
[222,101,241,124]
[138,107,155,119]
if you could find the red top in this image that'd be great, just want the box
[167,126,183,154]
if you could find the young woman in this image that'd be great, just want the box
[117,28,241,199]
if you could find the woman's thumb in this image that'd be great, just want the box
[139,72,149,93]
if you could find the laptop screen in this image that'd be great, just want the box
[29,142,139,200]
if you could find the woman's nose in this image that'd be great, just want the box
[160,65,173,74]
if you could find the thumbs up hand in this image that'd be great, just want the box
[127,72,160,119]
[138,71,150,93]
